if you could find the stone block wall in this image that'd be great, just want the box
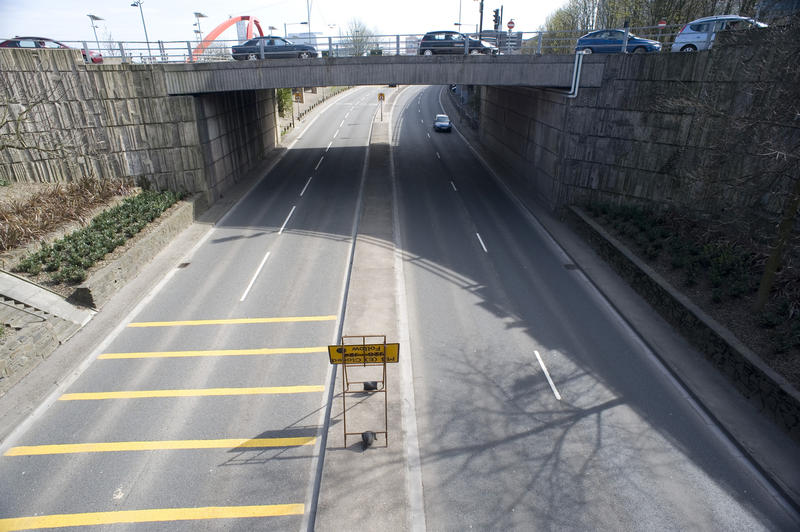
[0,49,278,203]
[478,24,799,223]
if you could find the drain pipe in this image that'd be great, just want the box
[552,50,587,99]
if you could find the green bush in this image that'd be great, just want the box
[14,190,181,284]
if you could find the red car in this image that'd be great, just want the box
[0,36,103,63]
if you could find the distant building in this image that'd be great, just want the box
[288,32,321,47]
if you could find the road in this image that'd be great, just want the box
[0,86,381,531]
[0,83,797,531]
[394,85,799,530]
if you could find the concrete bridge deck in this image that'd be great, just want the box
[160,54,605,95]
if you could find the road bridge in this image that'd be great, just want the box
[161,55,603,95]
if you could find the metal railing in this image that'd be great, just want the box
[37,25,686,65]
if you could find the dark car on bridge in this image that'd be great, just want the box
[231,36,317,60]
[575,30,661,54]
[0,36,103,63]
[418,31,498,55]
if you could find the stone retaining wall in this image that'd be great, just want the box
[568,206,800,441]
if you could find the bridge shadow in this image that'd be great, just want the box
[207,88,791,528]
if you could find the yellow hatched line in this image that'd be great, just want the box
[4,437,316,456]
[128,315,337,328]
[98,346,326,359]
[60,385,325,400]
[0,504,304,531]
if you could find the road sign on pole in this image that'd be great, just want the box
[507,19,515,30]
[657,19,667,28]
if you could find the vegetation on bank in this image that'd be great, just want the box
[13,189,181,284]
[585,202,800,357]
[0,177,133,253]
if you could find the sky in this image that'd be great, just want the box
[0,0,567,46]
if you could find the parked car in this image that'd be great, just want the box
[0,36,103,63]
[575,30,661,53]
[419,31,498,55]
[671,15,767,52]
[231,36,317,60]
[433,114,452,132]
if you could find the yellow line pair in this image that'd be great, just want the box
[5,436,316,456]
[0,504,304,531]
[60,385,324,400]
[127,315,337,327]
[99,346,327,359]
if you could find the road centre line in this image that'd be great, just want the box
[339,119,345,127]
[128,315,337,328]
[278,205,296,234]
[450,181,458,191]
[315,155,325,169]
[427,133,430,138]
[420,119,423,123]
[300,175,313,195]
[534,350,562,400]
[436,151,440,159]
[333,129,339,139]
[99,346,326,359]
[60,385,324,401]
[0,504,305,531]
[239,251,270,302]
[476,232,488,253]
[5,437,316,456]
[325,141,332,152]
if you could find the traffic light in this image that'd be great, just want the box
[493,9,500,30]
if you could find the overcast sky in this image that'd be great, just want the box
[0,0,566,45]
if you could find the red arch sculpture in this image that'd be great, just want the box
[191,16,264,62]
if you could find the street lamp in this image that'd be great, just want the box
[130,1,152,61]
[193,12,207,42]
[284,21,308,38]
[87,14,103,53]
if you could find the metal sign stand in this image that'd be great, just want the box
[339,334,389,448]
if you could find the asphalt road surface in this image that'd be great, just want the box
[394,85,799,531]
[0,86,382,531]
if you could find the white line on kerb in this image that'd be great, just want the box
[279,205,296,235]
[535,350,562,400]
[450,180,457,191]
[315,156,324,170]
[300,176,313,197]
[240,251,271,302]
[476,232,488,253]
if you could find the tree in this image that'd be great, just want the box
[342,18,377,57]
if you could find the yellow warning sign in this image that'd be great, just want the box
[378,92,385,101]
[328,343,399,364]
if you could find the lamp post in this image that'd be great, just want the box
[193,12,207,42]
[306,0,312,40]
[284,21,308,38]
[87,14,103,52]
[130,1,152,61]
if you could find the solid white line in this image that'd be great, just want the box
[333,130,339,139]
[315,156,324,170]
[339,119,345,127]
[534,350,562,401]
[239,251,271,302]
[476,232,488,253]
[450,180,457,191]
[278,205,296,235]
[325,141,332,152]
[300,176,313,197]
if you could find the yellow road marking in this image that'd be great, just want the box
[5,437,316,456]
[128,315,337,327]
[0,504,304,531]
[60,385,324,400]
[99,346,326,359]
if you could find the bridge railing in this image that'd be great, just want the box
[53,25,684,64]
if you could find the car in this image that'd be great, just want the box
[231,36,317,60]
[433,114,452,132]
[0,36,103,63]
[670,15,767,52]
[575,29,661,54]
[419,31,498,55]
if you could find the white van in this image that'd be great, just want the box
[670,15,767,52]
